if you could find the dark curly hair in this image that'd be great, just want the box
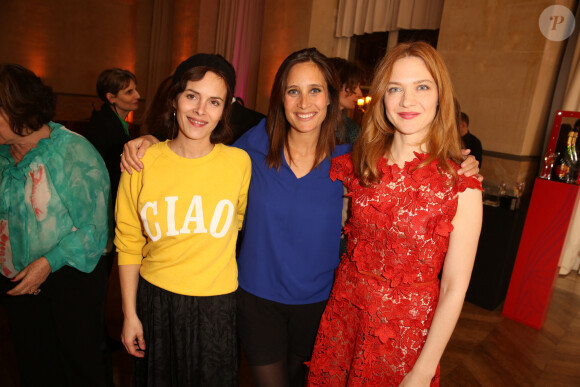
[327,57,365,94]
[0,64,56,135]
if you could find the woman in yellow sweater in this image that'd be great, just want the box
[114,54,251,386]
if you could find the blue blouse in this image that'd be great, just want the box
[234,119,351,304]
[0,122,110,278]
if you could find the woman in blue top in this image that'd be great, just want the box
[234,49,351,386]
[121,48,479,387]
[0,64,112,386]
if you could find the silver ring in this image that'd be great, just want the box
[33,289,41,296]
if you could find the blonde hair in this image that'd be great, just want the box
[352,41,462,186]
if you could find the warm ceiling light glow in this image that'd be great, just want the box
[357,98,364,106]
[365,96,371,104]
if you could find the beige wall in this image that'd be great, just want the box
[439,0,575,190]
[308,0,346,57]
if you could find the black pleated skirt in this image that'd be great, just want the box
[134,277,238,387]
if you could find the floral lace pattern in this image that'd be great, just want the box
[307,153,481,386]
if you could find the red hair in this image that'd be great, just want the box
[351,42,462,186]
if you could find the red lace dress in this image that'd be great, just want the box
[307,153,481,386]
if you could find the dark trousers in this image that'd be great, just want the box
[0,256,113,387]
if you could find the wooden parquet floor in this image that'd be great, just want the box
[440,273,580,386]
[1,272,579,386]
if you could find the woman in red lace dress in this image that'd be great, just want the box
[307,42,483,386]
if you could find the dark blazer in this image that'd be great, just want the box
[462,131,483,167]
[84,103,130,198]
[229,99,266,144]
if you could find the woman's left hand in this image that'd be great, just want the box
[458,150,483,181]
[7,257,51,296]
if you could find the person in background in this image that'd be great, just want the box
[328,57,365,144]
[85,68,141,351]
[0,64,112,386]
[307,41,483,386]
[229,96,266,143]
[120,47,481,387]
[115,54,251,386]
[219,56,266,143]
[459,111,483,167]
[85,68,140,200]
[327,57,366,256]
[140,75,173,142]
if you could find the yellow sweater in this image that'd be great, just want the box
[115,142,251,296]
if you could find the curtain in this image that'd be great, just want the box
[143,0,174,117]
[335,0,443,37]
[215,0,265,108]
[215,1,238,61]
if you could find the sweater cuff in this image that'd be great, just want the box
[117,251,143,265]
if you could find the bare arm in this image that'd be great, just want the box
[120,135,159,174]
[119,264,146,358]
[400,188,483,386]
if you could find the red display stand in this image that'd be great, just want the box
[502,178,579,329]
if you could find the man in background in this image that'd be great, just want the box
[460,112,483,166]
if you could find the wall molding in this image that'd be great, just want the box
[483,150,540,162]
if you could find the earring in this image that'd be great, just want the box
[171,111,177,139]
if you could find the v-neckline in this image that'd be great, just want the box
[283,152,315,180]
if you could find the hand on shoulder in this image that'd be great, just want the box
[121,135,159,174]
